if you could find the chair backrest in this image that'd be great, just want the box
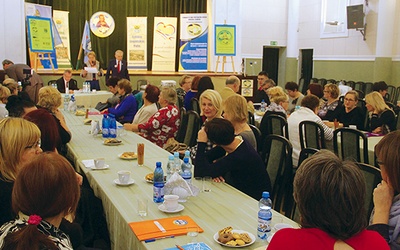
[136,79,148,91]
[262,114,289,139]
[297,147,319,169]
[48,79,57,86]
[298,77,305,94]
[182,110,201,147]
[249,124,262,154]
[190,98,201,115]
[261,135,293,216]
[176,96,184,110]
[395,86,400,103]
[346,80,355,89]
[354,81,364,92]
[333,127,369,164]
[318,78,327,87]
[354,89,365,99]
[364,82,373,95]
[326,79,336,85]
[387,85,396,103]
[396,112,400,130]
[175,107,187,143]
[299,120,326,150]
[356,162,381,223]
[247,111,255,126]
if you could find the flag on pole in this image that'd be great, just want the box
[81,20,92,63]
[52,19,62,46]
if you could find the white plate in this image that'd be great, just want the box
[213,230,256,248]
[90,164,110,170]
[113,178,135,186]
[103,139,122,146]
[158,204,184,213]
[118,152,137,160]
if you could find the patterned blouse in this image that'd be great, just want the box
[138,104,180,148]
[0,217,73,249]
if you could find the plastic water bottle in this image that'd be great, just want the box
[102,114,110,138]
[260,99,266,112]
[180,158,192,184]
[108,114,117,138]
[153,162,164,203]
[166,155,175,182]
[63,93,70,111]
[257,191,272,240]
[174,152,181,174]
[68,95,76,113]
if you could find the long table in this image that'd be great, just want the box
[61,90,113,109]
[63,111,298,249]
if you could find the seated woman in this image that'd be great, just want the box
[80,51,103,90]
[365,91,396,134]
[288,95,333,166]
[5,95,37,117]
[223,95,257,150]
[318,83,342,121]
[103,79,138,124]
[267,150,389,249]
[368,131,400,248]
[124,87,179,148]
[194,118,271,200]
[306,82,324,107]
[0,152,80,250]
[259,86,289,146]
[336,90,365,130]
[0,85,11,118]
[285,81,304,114]
[132,84,159,124]
[37,86,71,154]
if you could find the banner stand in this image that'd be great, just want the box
[215,55,235,73]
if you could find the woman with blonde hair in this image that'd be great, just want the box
[318,83,342,121]
[2,79,18,96]
[0,118,42,224]
[0,86,10,118]
[37,86,71,154]
[223,95,257,150]
[80,51,103,90]
[124,87,179,147]
[0,152,80,250]
[365,91,396,134]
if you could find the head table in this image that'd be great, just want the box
[63,111,299,250]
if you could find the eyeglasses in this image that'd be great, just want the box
[344,98,355,102]
[25,140,41,149]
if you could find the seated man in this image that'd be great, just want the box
[55,69,79,93]
[194,118,271,200]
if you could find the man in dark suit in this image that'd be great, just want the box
[55,69,79,93]
[105,50,129,80]
[2,59,43,103]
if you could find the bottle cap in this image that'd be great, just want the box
[184,150,190,156]
[184,158,189,163]
[169,155,174,160]
[174,152,179,157]
[156,162,161,167]
[262,191,270,199]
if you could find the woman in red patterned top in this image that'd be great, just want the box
[124,87,180,148]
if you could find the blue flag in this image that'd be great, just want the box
[81,20,92,63]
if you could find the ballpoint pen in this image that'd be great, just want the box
[144,235,175,243]
[176,244,184,250]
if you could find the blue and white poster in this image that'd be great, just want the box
[179,14,208,72]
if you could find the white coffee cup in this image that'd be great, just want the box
[94,158,105,168]
[118,170,131,184]
[163,194,179,211]
[349,125,357,129]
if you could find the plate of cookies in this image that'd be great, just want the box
[214,226,255,247]
[118,152,137,160]
[103,138,122,146]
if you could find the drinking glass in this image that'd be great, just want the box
[137,198,148,217]
[137,143,144,167]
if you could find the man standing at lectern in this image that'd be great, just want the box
[55,69,79,93]
[2,59,43,103]
[105,50,129,81]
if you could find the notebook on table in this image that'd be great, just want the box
[129,215,203,241]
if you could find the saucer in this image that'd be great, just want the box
[90,164,109,170]
[274,223,294,231]
[158,204,184,213]
[113,178,135,186]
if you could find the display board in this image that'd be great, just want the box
[26,16,55,53]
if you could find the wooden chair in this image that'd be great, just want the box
[261,114,288,139]
[299,120,326,150]
[190,98,201,115]
[333,127,369,164]
[356,162,381,224]
[261,135,293,216]
[353,81,364,92]
[387,85,396,103]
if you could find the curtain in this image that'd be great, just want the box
[25,0,207,70]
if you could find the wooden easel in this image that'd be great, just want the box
[33,52,55,72]
[215,55,235,74]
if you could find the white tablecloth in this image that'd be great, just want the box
[61,91,113,109]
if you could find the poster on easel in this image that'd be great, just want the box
[25,3,58,70]
[178,13,208,72]
[127,17,147,70]
[214,24,236,56]
[26,16,54,53]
